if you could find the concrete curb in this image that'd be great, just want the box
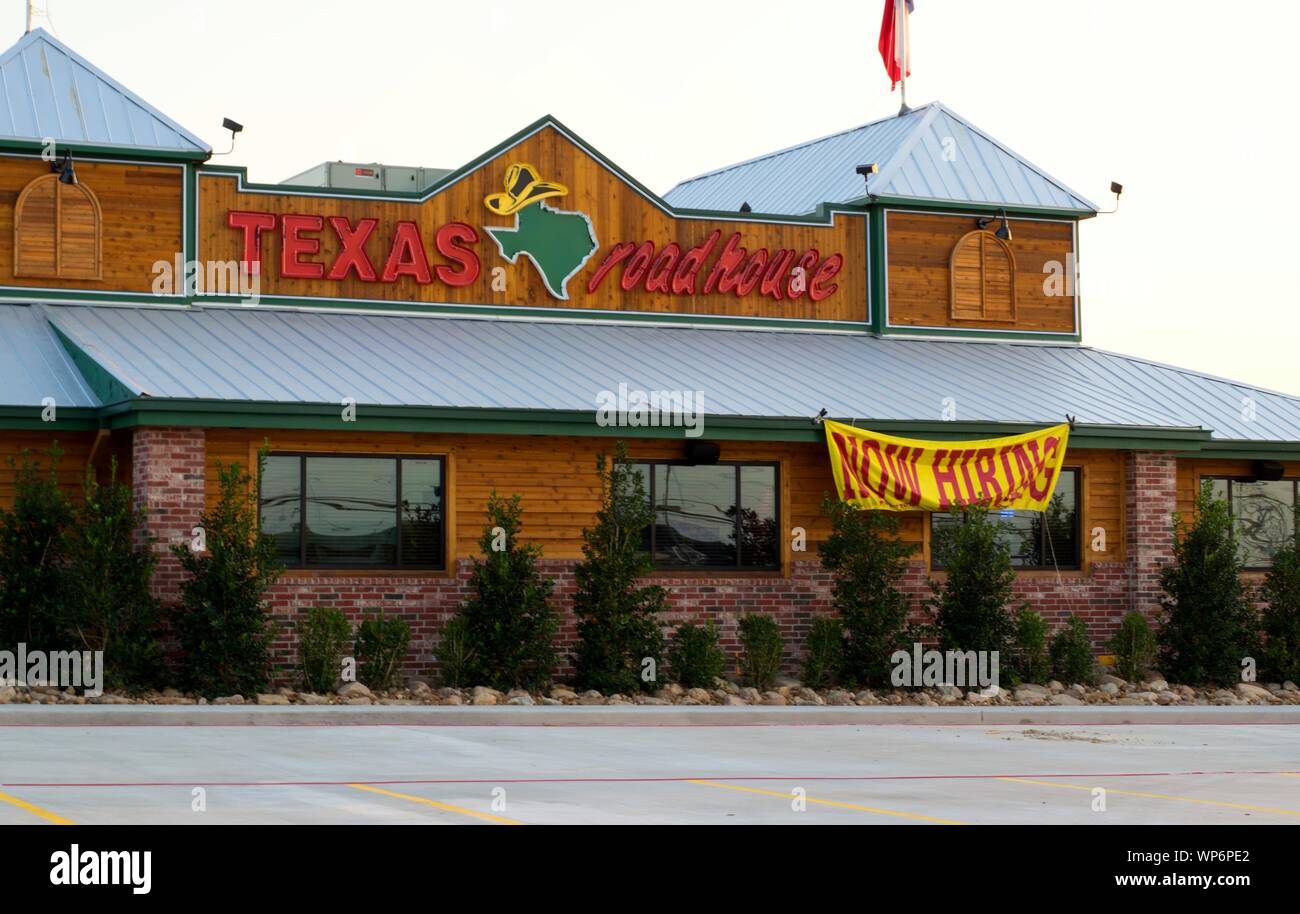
[1,704,1298,726]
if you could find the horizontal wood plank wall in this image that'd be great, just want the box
[0,156,183,292]
[887,211,1076,333]
[0,432,94,506]
[205,430,1124,573]
[197,124,867,322]
[1176,459,1300,517]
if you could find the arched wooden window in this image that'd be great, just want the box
[13,173,102,280]
[949,229,1015,321]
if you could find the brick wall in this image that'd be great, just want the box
[128,428,1180,686]
[1126,450,1178,621]
[132,427,206,601]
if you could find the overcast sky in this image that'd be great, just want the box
[19,0,1300,395]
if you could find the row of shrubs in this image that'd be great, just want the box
[3,443,1298,696]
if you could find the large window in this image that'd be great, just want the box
[1210,477,1299,569]
[931,468,1080,570]
[631,462,779,570]
[260,454,444,569]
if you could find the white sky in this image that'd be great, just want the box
[19,0,1300,395]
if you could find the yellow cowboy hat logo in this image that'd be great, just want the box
[483,162,569,216]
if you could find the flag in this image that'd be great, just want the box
[878,0,914,91]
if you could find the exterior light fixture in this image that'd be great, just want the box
[856,163,879,197]
[213,117,245,156]
[739,201,751,213]
[978,209,1013,242]
[50,151,76,185]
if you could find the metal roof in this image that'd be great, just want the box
[35,304,1300,443]
[663,102,1096,216]
[0,304,99,408]
[0,28,209,153]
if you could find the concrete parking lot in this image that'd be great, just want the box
[2,720,1298,825]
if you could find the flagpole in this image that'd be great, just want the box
[898,0,909,114]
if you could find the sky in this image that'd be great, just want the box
[16,0,1300,395]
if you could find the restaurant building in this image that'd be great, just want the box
[1,29,1298,677]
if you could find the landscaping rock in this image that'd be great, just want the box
[1047,680,1064,693]
[1049,693,1083,706]
[506,694,535,706]
[1145,679,1170,692]
[470,686,500,706]
[337,682,372,699]
[439,693,464,705]
[738,687,762,704]
[577,690,605,706]
[255,693,289,705]
[1236,682,1273,702]
[1283,681,1298,692]
[212,694,244,705]
[1097,674,1127,687]
[762,691,787,706]
[297,692,330,705]
[0,686,16,704]
[549,687,578,702]
[685,687,712,704]
[825,689,855,706]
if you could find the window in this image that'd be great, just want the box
[630,462,779,570]
[949,229,1015,321]
[1210,477,1299,569]
[259,454,444,569]
[931,468,1080,570]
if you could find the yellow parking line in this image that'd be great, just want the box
[998,777,1300,817]
[0,789,75,825]
[347,783,523,825]
[689,780,966,824]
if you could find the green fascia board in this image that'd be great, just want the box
[190,294,874,333]
[83,397,1238,451]
[1190,441,1300,461]
[0,406,101,430]
[878,324,1082,343]
[0,287,188,306]
[855,195,1094,221]
[0,138,209,163]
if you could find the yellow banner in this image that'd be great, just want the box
[823,421,1070,512]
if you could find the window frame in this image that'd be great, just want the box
[259,451,447,571]
[633,459,782,572]
[929,466,1082,572]
[1207,475,1300,571]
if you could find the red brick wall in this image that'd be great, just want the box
[132,427,206,600]
[128,428,1178,686]
[1126,451,1178,620]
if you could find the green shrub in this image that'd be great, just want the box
[61,458,163,690]
[437,615,475,689]
[818,497,916,686]
[172,456,282,697]
[355,612,411,691]
[1049,614,1096,685]
[1158,483,1259,685]
[667,621,726,689]
[1109,611,1158,683]
[572,444,665,694]
[1010,608,1050,684]
[802,617,843,689]
[456,492,558,690]
[0,447,73,649]
[738,613,783,690]
[927,505,1018,659]
[1260,511,1300,683]
[298,607,351,694]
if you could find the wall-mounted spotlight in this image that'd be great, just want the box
[213,117,245,156]
[977,208,1013,242]
[49,151,76,185]
[1099,181,1124,214]
[856,163,878,197]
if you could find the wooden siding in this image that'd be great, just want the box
[0,155,183,293]
[887,211,1076,333]
[0,431,131,508]
[197,124,867,322]
[206,429,1124,573]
